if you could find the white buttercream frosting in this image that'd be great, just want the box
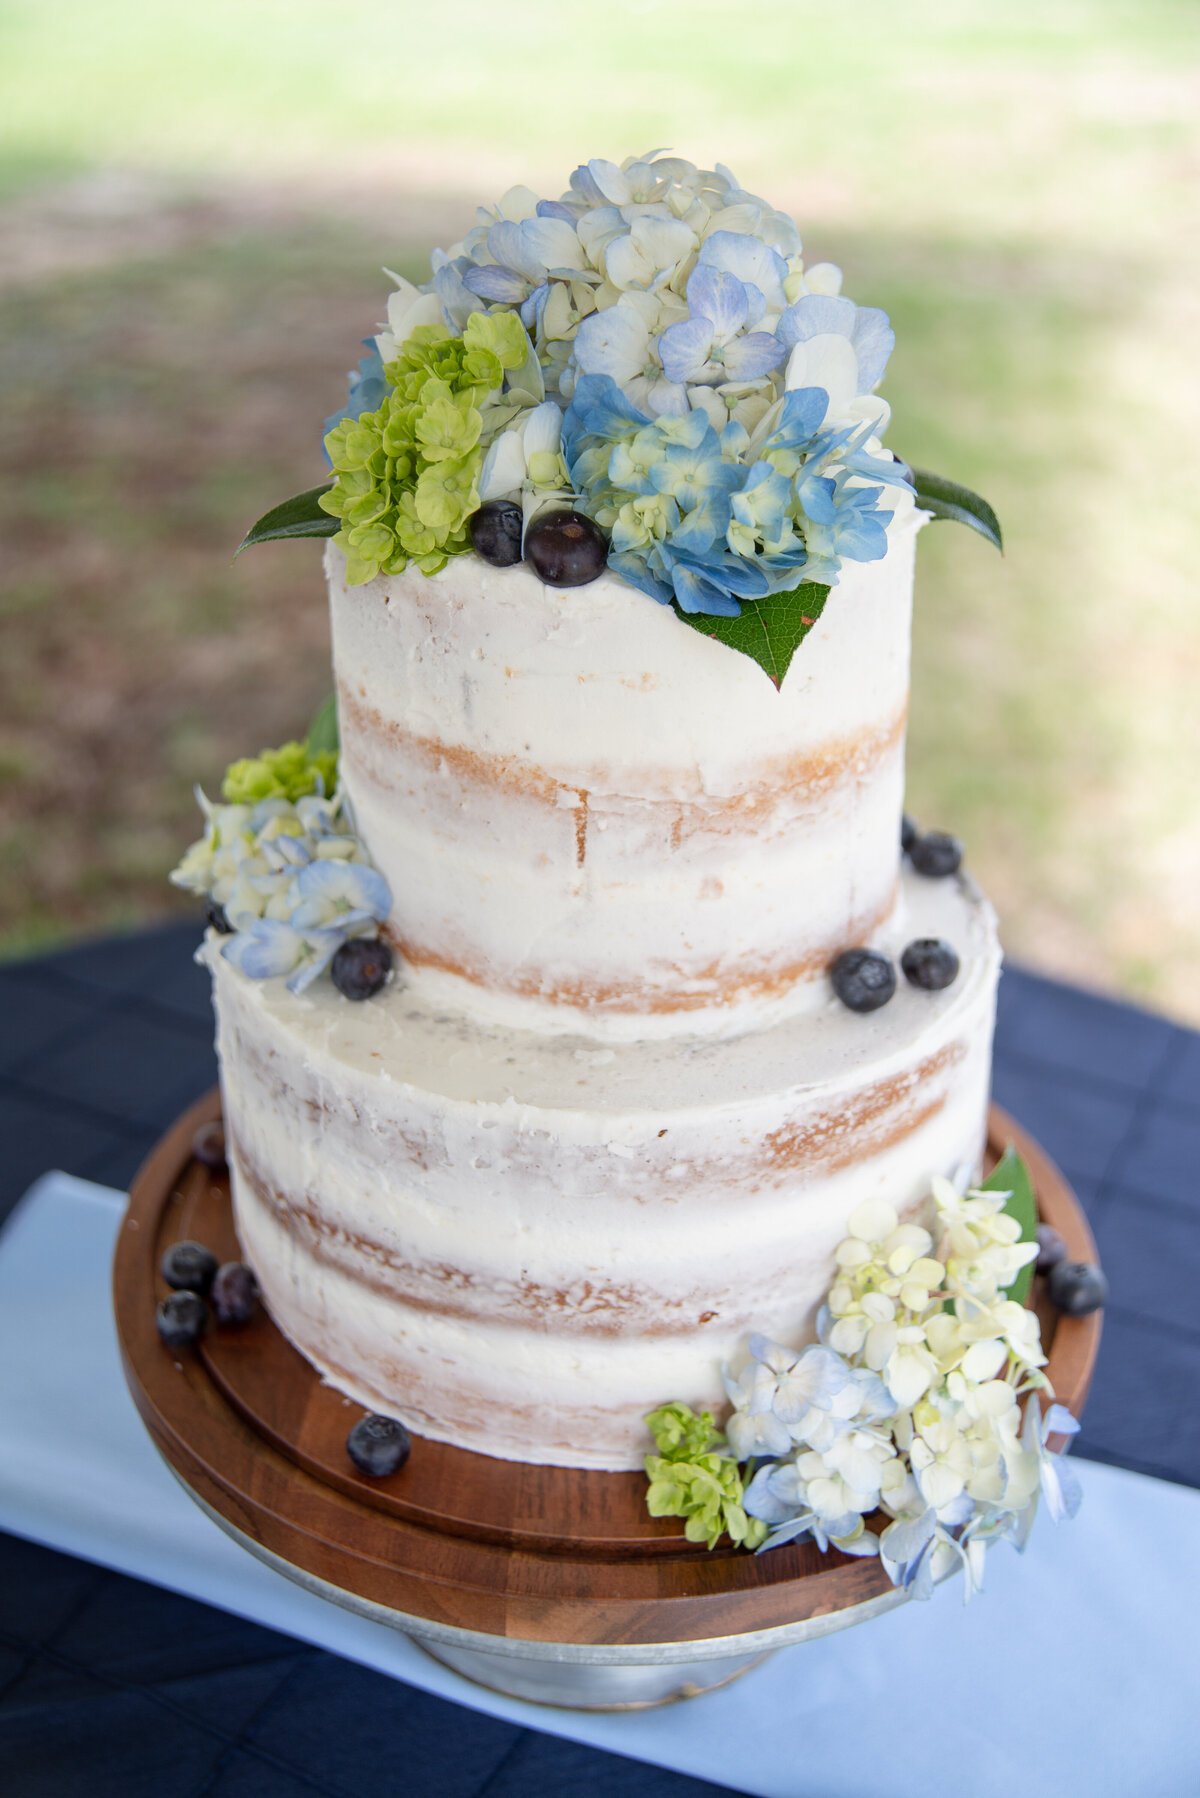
[210,867,1000,1470]
[331,487,924,1042]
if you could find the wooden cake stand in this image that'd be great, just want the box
[114,1094,1101,1710]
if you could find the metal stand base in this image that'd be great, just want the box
[413,1637,774,1711]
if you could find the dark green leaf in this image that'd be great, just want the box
[981,1147,1039,1305]
[235,484,337,557]
[909,468,1003,553]
[673,582,831,688]
[305,692,339,758]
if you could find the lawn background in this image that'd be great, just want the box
[2,0,1198,1019]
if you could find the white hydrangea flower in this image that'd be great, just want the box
[728,1159,1081,1596]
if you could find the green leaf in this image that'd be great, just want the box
[235,485,338,557]
[981,1147,1039,1305]
[909,468,1003,553]
[305,692,339,759]
[673,581,831,688]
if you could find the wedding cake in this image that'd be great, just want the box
[177,152,1004,1472]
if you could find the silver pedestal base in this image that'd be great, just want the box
[415,1637,774,1711]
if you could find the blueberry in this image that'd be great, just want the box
[212,1261,260,1326]
[204,897,231,935]
[901,814,918,854]
[1047,1260,1108,1316]
[331,936,392,1001]
[1036,1224,1069,1274]
[908,830,963,878]
[469,499,523,567]
[524,510,608,587]
[901,938,960,991]
[161,1240,219,1294]
[192,1121,227,1171]
[346,1414,412,1478]
[830,948,897,1013]
[156,1290,208,1349]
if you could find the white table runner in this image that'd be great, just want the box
[1,1172,1197,1798]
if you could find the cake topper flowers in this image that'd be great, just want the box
[240,153,1001,685]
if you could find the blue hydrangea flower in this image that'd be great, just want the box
[564,372,899,615]
[658,265,785,387]
[222,918,347,993]
[288,858,391,930]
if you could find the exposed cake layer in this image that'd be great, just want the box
[210,867,1000,1470]
[330,492,923,1043]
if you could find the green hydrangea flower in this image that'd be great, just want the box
[646,1402,721,1460]
[645,1453,768,1551]
[462,309,532,372]
[642,1403,768,1551]
[221,741,338,806]
[319,323,526,585]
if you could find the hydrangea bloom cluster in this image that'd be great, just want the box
[221,740,338,808]
[648,1174,1082,1602]
[320,313,556,584]
[171,783,391,995]
[324,153,909,610]
[644,1403,768,1551]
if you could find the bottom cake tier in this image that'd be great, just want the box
[208,867,1001,1470]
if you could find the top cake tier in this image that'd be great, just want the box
[332,488,923,1043]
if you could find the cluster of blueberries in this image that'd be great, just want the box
[470,501,608,586]
[830,815,965,1015]
[1035,1223,1109,1318]
[154,1123,413,1480]
[154,1124,260,1348]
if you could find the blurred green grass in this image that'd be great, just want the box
[1,0,1199,1015]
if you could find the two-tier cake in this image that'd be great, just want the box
[177,152,1005,1474]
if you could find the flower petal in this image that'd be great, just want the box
[672,564,741,616]
[576,204,627,263]
[851,306,895,389]
[295,858,391,919]
[1042,1453,1083,1524]
[520,216,584,274]
[478,429,528,503]
[697,231,788,310]
[785,334,861,417]
[222,919,304,980]
[585,157,633,205]
[487,221,546,284]
[776,293,856,349]
[573,303,649,380]
[658,316,714,384]
[606,550,671,604]
[685,264,749,339]
[463,265,528,304]
[720,331,787,381]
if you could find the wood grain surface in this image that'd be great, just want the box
[113,1092,1101,1646]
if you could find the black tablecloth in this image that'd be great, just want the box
[2,923,1198,1796]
